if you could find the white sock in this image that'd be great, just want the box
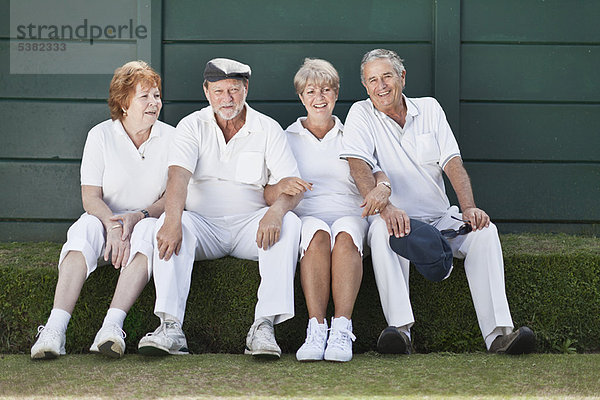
[160,312,180,324]
[257,315,275,324]
[102,308,127,329]
[45,308,71,334]
[485,327,512,350]
[399,327,411,340]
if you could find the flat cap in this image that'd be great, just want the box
[388,219,453,282]
[204,58,251,82]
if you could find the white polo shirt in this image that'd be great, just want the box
[286,116,363,222]
[169,103,300,217]
[340,96,461,221]
[80,119,173,213]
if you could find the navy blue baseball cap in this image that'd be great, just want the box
[389,218,453,282]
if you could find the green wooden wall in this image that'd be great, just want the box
[1,0,598,241]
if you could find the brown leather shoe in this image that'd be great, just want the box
[376,326,412,354]
[489,327,536,355]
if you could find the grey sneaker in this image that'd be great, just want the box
[90,324,126,358]
[376,326,412,354]
[324,317,356,362]
[31,325,66,360]
[489,327,536,355]
[138,321,189,356]
[245,318,281,359]
[296,317,328,361]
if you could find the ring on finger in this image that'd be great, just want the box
[375,208,380,213]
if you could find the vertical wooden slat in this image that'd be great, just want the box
[433,0,461,138]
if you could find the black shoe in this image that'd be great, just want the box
[377,326,412,354]
[489,327,536,355]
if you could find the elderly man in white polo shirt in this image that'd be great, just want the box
[138,58,302,359]
[341,49,535,355]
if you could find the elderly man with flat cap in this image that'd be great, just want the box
[341,49,535,355]
[138,58,302,359]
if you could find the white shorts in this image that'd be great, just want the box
[299,215,368,259]
[58,213,156,280]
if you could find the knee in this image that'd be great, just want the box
[282,211,301,230]
[333,232,358,253]
[307,230,331,253]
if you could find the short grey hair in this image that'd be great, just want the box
[360,49,405,84]
[293,58,340,95]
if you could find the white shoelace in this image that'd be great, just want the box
[304,322,327,346]
[327,327,356,350]
[145,321,179,337]
[105,324,126,339]
[36,325,61,340]
[253,321,277,345]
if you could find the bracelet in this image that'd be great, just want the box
[377,181,392,191]
[108,224,122,232]
[141,209,150,219]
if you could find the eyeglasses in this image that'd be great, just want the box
[440,216,472,239]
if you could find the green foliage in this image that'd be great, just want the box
[1,235,599,354]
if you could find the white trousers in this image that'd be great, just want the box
[299,215,368,259]
[368,205,514,341]
[59,213,156,279]
[152,208,301,325]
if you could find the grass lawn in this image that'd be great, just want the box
[1,353,599,399]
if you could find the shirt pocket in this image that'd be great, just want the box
[235,151,265,184]
[416,132,440,165]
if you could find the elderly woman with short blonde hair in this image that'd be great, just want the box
[31,60,174,359]
[266,58,390,362]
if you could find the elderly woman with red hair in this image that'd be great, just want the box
[31,60,174,359]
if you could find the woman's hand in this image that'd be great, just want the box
[110,211,144,240]
[276,177,313,197]
[104,225,131,269]
[361,183,392,217]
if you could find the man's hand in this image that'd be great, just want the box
[361,184,391,217]
[110,211,144,241]
[462,207,490,231]
[104,226,131,268]
[380,203,411,238]
[256,209,283,250]
[157,219,183,261]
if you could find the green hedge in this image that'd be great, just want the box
[1,234,599,354]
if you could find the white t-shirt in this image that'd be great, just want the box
[169,103,300,217]
[80,119,173,213]
[341,96,461,221]
[286,116,363,223]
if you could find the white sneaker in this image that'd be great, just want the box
[296,317,328,361]
[31,325,66,360]
[90,324,126,358]
[138,321,189,356]
[245,318,281,359]
[324,317,356,362]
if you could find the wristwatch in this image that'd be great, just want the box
[141,209,150,219]
[377,181,392,191]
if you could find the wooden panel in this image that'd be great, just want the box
[162,101,353,132]
[0,100,109,158]
[163,43,432,101]
[462,0,600,43]
[0,0,8,38]
[0,161,82,219]
[433,0,460,133]
[461,45,600,102]
[0,40,113,99]
[0,221,72,242]
[460,103,600,162]
[459,162,600,222]
[495,222,600,236]
[164,0,433,41]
